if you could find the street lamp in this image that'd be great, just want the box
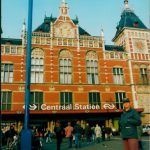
[21,0,33,149]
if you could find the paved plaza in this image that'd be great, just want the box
[42,136,150,150]
[1,136,149,150]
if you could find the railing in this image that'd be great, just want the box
[23,32,103,48]
[105,51,128,60]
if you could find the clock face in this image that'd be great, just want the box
[135,41,144,49]
[133,39,145,52]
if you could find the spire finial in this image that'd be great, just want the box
[22,19,26,32]
[101,28,104,37]
[60,0,69,16]
[124,0,129,9]
[45,11,47,18]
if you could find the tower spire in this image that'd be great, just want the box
[22,19,26,32]
[60,0,69,16]
[62,0,66,3]
[124,0,129,9]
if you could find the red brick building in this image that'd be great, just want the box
[1,0,150,131]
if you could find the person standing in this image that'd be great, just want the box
[46,130,52,143]
[5,125,17,148]
[73,120,82,148]
[95,124,101,143]
[54,120,64,150]
[101,125,106,141]
[119,98,141,150]
[84,123,92,144]
[65,122,73,148]
[91,126,95,142]
[105,127,112,141]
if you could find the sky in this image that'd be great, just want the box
[2,0,150,44]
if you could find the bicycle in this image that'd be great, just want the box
[8,135,19,150]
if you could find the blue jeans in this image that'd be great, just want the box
[67,137,72,148]
[75,133,81,148]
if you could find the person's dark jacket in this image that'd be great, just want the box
[101,127,106,134]
[54,126,64,141]
[5,128,17,138]
[73,124,82,134]
[119,108,141,139]
[85,126,92,137]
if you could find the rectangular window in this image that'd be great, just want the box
[17,47,22,55]
[5,46,10,54]
[89,92,101,108]
[140,68,148,84]
[1,91,12,111]
[115,92,126,109]
[60,92,72,108]
[113,68,124,84]
[1,64,13,83]
[11,47,16,54]
[1,46,4,54]
[30,92,43,110]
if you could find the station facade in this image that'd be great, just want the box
[1,0,150,132]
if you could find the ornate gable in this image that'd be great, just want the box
[53,0,77,38]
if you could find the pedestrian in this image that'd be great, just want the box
[119,98,141,150]
[73,120,82,148]
[95,124,101,143]
[105,127,112,141]
[91,126,95,142]
[84,123,92,144]
[45,130,52,143]
[65,122,73,148]
[54,120,64,150]
[101,125,106,141]
[5,125,17,148]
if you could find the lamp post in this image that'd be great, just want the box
[21,0,33,149]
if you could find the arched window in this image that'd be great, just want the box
[86,51,99,84]
[59,50,72,84]
[31,48,44,83]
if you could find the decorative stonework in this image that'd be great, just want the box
[18,85,25,91]
[59,49,72,58]
[49,85,55,91]
[133,64,139,69]
[31,48,44,57]
[105,86,110,92]
[86,51,98,60]
[78,86,84,91]
[54,22,76,38]
[136,86,150,94]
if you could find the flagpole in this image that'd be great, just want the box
[21,0,33,149]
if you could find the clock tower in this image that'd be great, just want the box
[113,0,150,123]
[113,0,149,54]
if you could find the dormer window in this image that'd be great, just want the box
[133,21,139,27]
[6,41,11,45]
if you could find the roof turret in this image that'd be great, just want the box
[113,0,147,40]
